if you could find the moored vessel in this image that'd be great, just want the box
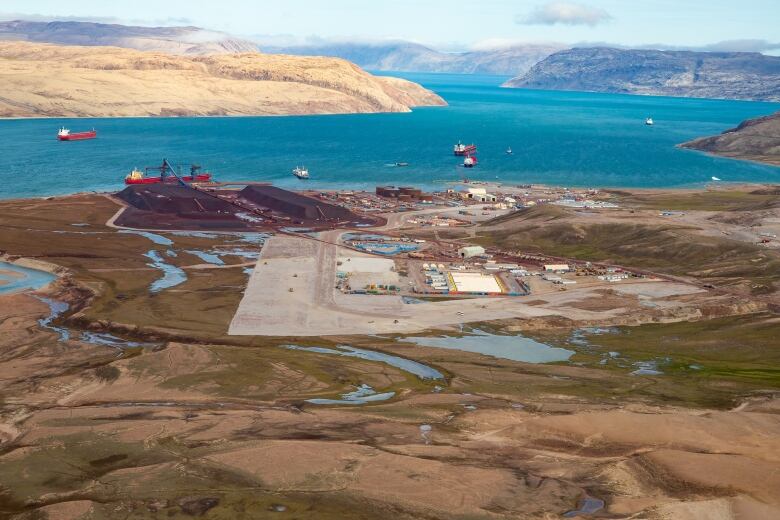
[57,127,97,141]
[453,141,477,156]
[293,166,310,179]
[463,155,478,168]
[125,161,212,185]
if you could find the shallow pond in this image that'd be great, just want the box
[563,496,605,517]
[0,261,57,295]
[631,360,666,376]
[119,230,173,246]
[144,250,187,292]
[352,242,419,255]
[400,329,574,364]
[305,384,395,405]
[283,345,444,380]
[186,250,225,265]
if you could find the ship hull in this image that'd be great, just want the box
[58,131,97,141]
[454,145,477,156]
[125,174,211,185]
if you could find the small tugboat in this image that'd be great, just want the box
[645,117,654,126]
[453,141,477,156]
[125,160,212,185]
[292,166,310,179]
[463,155,478,168]
[57,127,97,141]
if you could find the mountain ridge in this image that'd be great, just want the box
[263,41,566,76]
[0,20,259,55]
[503,47,780,101]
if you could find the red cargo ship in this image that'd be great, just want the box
[125,161,212,185]
[453,141,477,156]
[57,127,96,141]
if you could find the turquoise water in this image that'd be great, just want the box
[1,72,778,199]
[0,261,56,294]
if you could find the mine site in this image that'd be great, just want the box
[2,167,780,519]
[2,3,780,518]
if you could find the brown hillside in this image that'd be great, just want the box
[0,41,446,118]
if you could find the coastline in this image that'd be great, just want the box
[675,145,780,168]
[0,106,447,121]
[2,180,778,205]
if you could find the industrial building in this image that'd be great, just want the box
[449,272,504,294]
[375,186,433,201]
[544,264,571,272]
[460,187,497,202]
[239,185,356,222]
[458,245,486,258]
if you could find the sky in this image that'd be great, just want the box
[1,0,778,52]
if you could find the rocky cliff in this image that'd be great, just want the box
[0,20,258,55]
[0,42,446,118]
[503,47,780,101]
[680,111,780,165]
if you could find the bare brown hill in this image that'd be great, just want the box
[0,42,446,118]
[680,111,780,166]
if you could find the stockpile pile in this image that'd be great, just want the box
[239,186,359,222]
[114,185,252,230]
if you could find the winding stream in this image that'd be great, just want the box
[283,345,444,380]
[144,250,188,293]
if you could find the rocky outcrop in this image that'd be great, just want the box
[680,111,780,165]
[0,20,258,55]
[0,42,445,118]
[503,47,780,101]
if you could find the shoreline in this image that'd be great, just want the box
[0,107,435,122]
[2,180,778,204]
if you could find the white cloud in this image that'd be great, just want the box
[469,38,566,51]
[700,39,780,53]
[518,2,612,27]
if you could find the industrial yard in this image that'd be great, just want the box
[225,181,766,337]
[99,179,780,339]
